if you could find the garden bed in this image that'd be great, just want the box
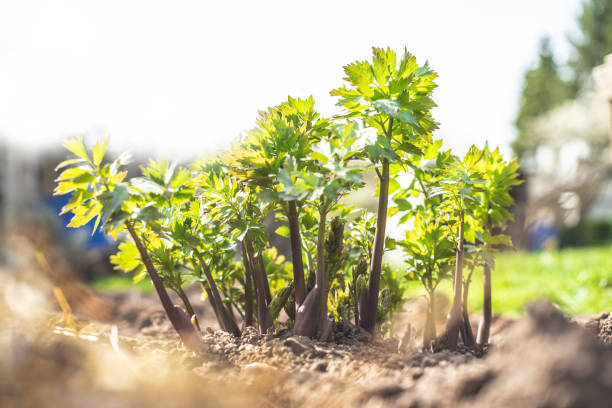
[2,284,611,408]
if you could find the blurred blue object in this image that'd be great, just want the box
[44,194,113,250]
[530,218,559,251]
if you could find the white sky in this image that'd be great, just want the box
[0,0,584,161]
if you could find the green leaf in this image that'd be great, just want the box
[170,168,192,190]
[56,166,90,181]
[59,189,95,215]
[110,240,142,273]
[424,139,443,160]
[393,197,412,211]
[130,177,164,194]
[132,267,147,283]
[268,284,293,319]
[63,137,89,160]
[54,181,79,195]
[92,137,110,167]
[136,205,164,222]
[67,201,102,228]
[100,184,129,223]
[275,225,290,238]
[55,158,87,171]
[397,109,419,126]
[388,177,401,195]
[163,161,178,185]
[372,99,399,118]
[103,211,130,232]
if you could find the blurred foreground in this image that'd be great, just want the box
[0,229,611,407]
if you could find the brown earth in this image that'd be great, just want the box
[1,234,611,407]
[2,279,611,408]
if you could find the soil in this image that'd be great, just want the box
[2,278,611,408]
[1,236,611,407]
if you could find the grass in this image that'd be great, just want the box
[401,246,612,317]
[92,274,155,295]
[92,246,612,317]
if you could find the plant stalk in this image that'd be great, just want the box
[125,221,201,349]
[241,244,255,328]
[256,250,272,305]
[359,156,390,334]
[460,274,477,349]
[423,290,436,350]
[176,285,200,332]
[244,238,273,333]
[288,200,306,307]
[200,281,223,328]
[317,209,328,338]
[293,205,328,339]
[476,263,492,346]
[445,210,464,351]
[198,259,241,337]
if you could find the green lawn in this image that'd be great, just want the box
[93,246,612,317]
[401,246,612,316]
[92,274,154,295]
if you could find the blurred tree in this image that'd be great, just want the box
[570,0,612,91]
[513,0,612,160]
[513,38,570,160]
[511,0,612,242]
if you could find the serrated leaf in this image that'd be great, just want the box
[130,177,164,194]
[56,166,90,181]
[55,158,87,171]
[100,184,129,223]
[397,109,419,126]
[92,137,109,167]
[110,240,142,273]
[67,201,102,228]
[54,181,78,195]
[63,137,89,160]
[59,189,95,215]
[372,99,399,118]
[104,211,130,232]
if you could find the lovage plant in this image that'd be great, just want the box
[435,146,488,351]
[54,47,521,351]
[400,211,454,349]
[332,47,439,334]
[55,139,202,349]
[472,146,522,346]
